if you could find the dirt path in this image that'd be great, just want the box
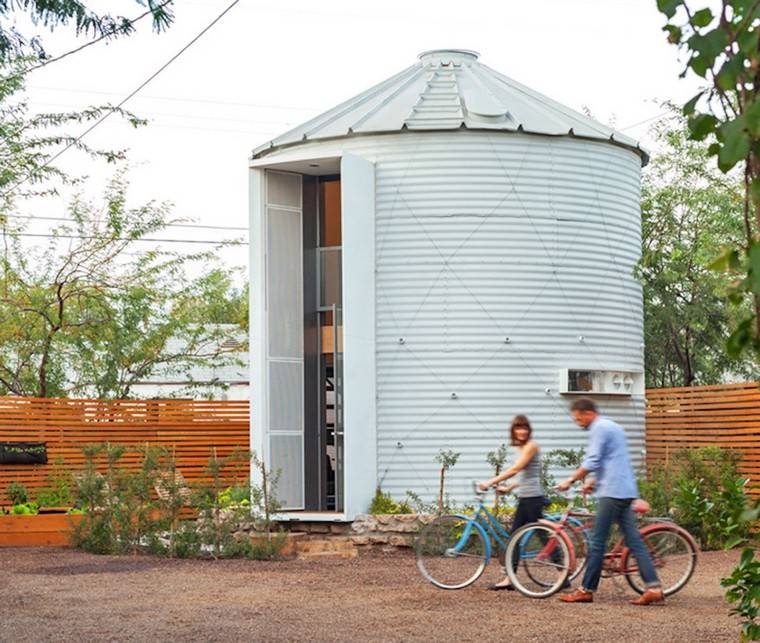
[0,547,740,642]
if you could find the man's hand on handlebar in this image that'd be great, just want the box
[555,478,573,492]
[580,478,595,495]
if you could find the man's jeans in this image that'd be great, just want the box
[581,497,660,592]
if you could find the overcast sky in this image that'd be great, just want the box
[18,0,703,272]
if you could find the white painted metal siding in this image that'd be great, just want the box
[374,132,643,503]
[252,129,644,507]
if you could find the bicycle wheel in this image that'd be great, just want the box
[505,522,572,598]
[415,514,489,590]
[623,525,698,596]
[546,517,590,582]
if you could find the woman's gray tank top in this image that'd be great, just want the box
[516,446,543,499]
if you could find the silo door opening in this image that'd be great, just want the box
[304,175,343,512]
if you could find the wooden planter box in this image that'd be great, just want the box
[0,513,83,547]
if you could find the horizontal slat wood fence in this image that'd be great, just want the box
[646,382,760,497]
[0,397,250,505]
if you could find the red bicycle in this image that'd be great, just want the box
[506,496,699,598]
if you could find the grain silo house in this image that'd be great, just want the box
[249,49,648,520]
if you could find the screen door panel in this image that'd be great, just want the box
[265,171,304,510]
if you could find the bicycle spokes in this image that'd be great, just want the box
[415,515,488,590]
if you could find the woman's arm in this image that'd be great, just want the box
[481,441,538,488]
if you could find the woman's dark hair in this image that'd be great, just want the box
[510,415,532,446]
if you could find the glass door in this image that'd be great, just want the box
[317,176,343,511]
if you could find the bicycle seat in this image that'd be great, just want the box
[632,499,650,514]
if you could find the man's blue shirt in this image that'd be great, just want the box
[581,416,639,499]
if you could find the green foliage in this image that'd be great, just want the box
[0,1,174,64]
[721,501,760,643]
[0,60,247,400]
[9,502,38,514]
[541,448,586,506]
[402,489,461,515]
[35,458,74,507]
[435,449,460,470]
[640,115,757,385]
[71,443,164,555]
[7,481,28,505]
[71,444,287,561]
[368,487,413,515]
[658,0,760,359]
[435,449,461,514]
[486,443,508,473]
[642,447,752,550]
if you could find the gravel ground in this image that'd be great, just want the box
[0,547,741,642]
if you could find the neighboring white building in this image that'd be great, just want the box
[130,326,249,400]
[249,49,647,520]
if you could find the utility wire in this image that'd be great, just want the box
[32,100,298,127]
[25,1,175,73]
[3,0,243,199]
[29,85,321,112]
[2,212,248,231]
[618,111,670,131]
[12,232,247,245]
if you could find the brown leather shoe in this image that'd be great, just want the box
[559,588,593,603]
[630,588,664,606]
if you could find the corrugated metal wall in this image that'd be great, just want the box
[261,129,644,505]
[373,131,643,503]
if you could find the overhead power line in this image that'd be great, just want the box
[26,0,175,73]
[11,232,248,245]
[32,100,298,127]
[3,0,243,199]
[3,212,248,232]
[28,85,321,112]
[618,111,671,132]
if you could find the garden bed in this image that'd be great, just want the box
[0,512,82,547]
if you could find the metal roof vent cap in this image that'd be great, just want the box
[418,49,480,66]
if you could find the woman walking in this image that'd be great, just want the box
[479,414,545,591]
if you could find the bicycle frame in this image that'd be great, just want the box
[547,497,698,580]
[449,497,512,563]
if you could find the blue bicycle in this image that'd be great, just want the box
[415,484,573,596]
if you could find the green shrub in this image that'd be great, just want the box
[71,444,287,561]
[35,459,74,507]
[10,502,38,515]
[71,443,164,555]
[171,521,202,559]
[721,503,760,642]
[7,481,28,505]
[541,448,586,506]
[641,447,751,550]
[368,487,413,514]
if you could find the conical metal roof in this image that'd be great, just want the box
[252,49,647,164]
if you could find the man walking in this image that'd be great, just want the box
[556,398,664,605]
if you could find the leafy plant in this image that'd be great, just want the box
[642,446,751,550]
[35,458,74,507]
[658,1,760,359]
[71,443,164,555]
[541,448,586,506]
[368,487,413,515]
[721,503,760,642]
[486,444,508,508]
[0,2,175,64]
[639,115,756,386]
[10,502,38,515]
[7,481,28,505]
[435,449,460,514]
